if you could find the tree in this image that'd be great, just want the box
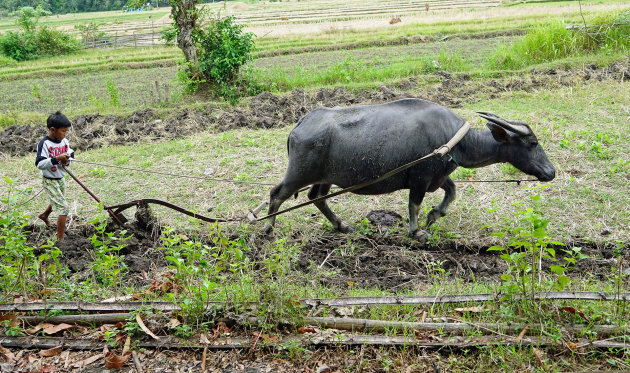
[126,0,255,99]
[127,0,199,77]
[10,5,50,33]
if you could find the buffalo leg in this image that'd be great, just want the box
[264,180,303,233]
[310,184,354,233]
[426,178,456,228]
[408,188,427,240]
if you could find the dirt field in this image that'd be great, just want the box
[4,57,628,158]
[10,57,629,295]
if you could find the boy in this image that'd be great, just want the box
[36,111,75,240]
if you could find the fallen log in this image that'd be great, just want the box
[1,291,628,313]
[1,334,627,351]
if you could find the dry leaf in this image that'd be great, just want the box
[136,313,159,340]
[105,352,131,370]
[43,323,75,335]
[122,335,131,356]
[71,353,103,368]
[27,322,54,335]
[559,306,590,322]
[200,333,211,344]
[298,327,317,334]
[454,306,486,313]
[0,314,19,328]
[39,346,62,357]
[102,295,133,303]
[167,318,181,329]
[532,347,546,366]
[0,345,16,363]
[36,366,57,373]
[514,324,530,343]
[566,341,578,351]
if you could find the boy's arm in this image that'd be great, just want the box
[66,140,75,166]
[35,139,56,170]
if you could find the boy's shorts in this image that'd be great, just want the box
[43,177,69,216]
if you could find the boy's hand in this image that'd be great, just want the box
[56,154,70,165]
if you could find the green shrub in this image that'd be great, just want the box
[192,16,255,100]
[0,28,81,61]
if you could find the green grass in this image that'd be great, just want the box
[489,10,630,69]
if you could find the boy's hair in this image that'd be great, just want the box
[47,111,71,129]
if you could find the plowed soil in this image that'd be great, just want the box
[2,57,629,157]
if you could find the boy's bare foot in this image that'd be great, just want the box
[38,213,52,227]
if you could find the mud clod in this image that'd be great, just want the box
[366,210,403,227]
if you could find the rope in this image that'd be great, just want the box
[71,159,276,186]
[7,188,44,208]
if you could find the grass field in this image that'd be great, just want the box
[1,1,629,371]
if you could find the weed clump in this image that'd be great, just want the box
[489,10,630,70]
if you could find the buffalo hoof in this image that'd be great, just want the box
[337,222,355,233]
[263,223,274,235]
[410,229,428,243]
[425,208,445,228]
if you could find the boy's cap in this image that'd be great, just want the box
[47,111,72,128]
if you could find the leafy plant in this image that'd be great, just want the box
[486,185,585,315]
[105,77,121,106]
[0,177,36,299]
[89,212,131,292]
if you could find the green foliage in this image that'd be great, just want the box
[159,25,177,46]
[489,11,630,70]
[192,16,255,101]
[105,77,121,106]
[160,224,250,318]
[486,186,587,316]
[0,177,35,298]
[0,6,81,61]
[10,6,50,33]
[74,22,106,43]
[89,212,131,291]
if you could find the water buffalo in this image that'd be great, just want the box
[266,98,555,239]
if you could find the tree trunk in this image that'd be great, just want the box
[171,0,199,77]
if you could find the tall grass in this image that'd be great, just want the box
[489,10,630,70]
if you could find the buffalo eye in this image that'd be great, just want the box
[528,140,538,149]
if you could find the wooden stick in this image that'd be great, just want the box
[132,351,144,373]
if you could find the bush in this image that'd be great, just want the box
[0,6,81,62]
[0,28,81,61]
[186,16,255,101]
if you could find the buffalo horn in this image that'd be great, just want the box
[477,111,530,136]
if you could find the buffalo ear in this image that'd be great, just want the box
[487,122,510,143]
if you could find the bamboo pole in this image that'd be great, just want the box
[302,317,629,338]
[0,335,626,352]
[1,292,628,313]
